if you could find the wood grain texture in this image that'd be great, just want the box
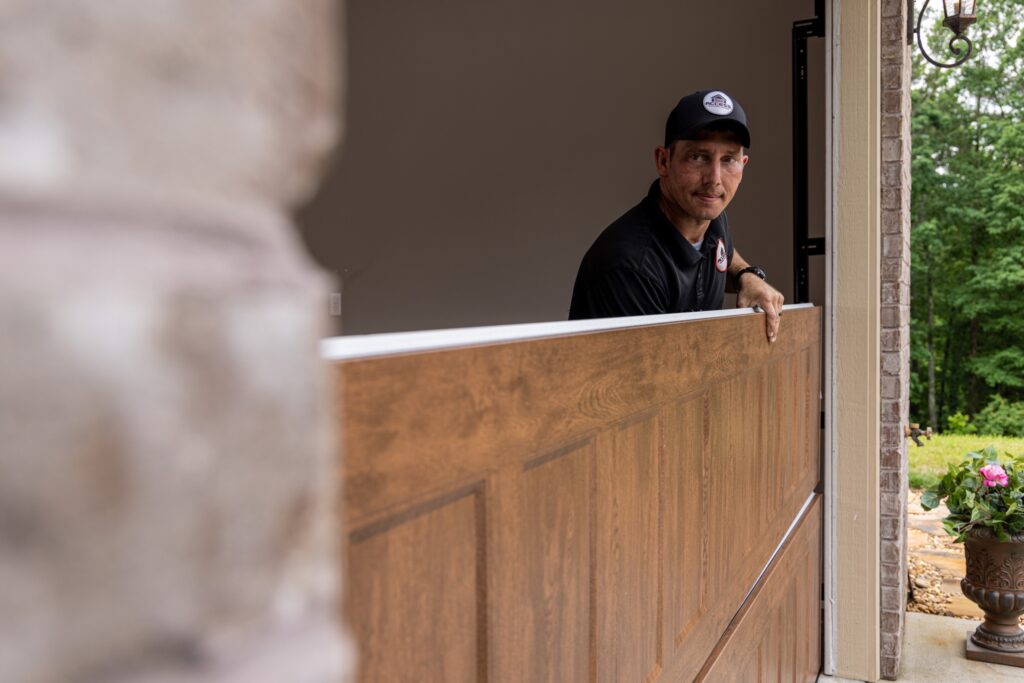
[595,416,662,683]
[336,307,822,682]
[662,397,705,652]
[699,496,823,682]
[338,309,820,527]
[488,442,592,683]
[346,490,481,682]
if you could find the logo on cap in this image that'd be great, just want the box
[703,91,734,116]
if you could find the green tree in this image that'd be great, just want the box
[911,0,1024,431]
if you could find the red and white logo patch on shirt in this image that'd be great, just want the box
[715,239,728,272]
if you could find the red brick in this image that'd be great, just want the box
[880,518,897,540]
[881,492,903,517]
[881,447,903,470]
[882,89,903,115]
[882,350,902,376]
[883,235,905,260]
[881,539,901,564]
[881,655,900,680]
[881,609,903,636]
[881,470,903,491]
[881,586,903,613]
[882,114,902,137]
[881,376,901,399]
[881,329,900,351]
[883,64,903,90]
[882,137,902,162]
[883,161,901,188]
[882,0,904,18]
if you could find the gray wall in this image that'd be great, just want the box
[298,0,826,334]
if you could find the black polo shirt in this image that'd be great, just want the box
[568,181,734,319]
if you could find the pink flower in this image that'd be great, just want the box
[980,464,1009,488]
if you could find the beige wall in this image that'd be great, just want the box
[298,0,826,334]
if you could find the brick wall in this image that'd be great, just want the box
[879,0,913,678]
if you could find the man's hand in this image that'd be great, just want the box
[728,249,785,343]
[736,276,785,343]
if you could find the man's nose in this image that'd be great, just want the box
[702,160,723,185]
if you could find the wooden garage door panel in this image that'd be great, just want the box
[347,490,482,683]
[767,353,798,521]
[700,496,822,682]
[595,414,661,683]
[489,441,593,683]
[662,396,706,654]
[338,309,822,527]
[336,307,823,682]
[708,367,768,599]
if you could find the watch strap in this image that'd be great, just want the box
[734,266,766,288]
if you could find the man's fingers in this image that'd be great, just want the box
[737,279,785,343]
[766,290,785,343]
[765,307,780,343]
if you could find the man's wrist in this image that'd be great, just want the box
[733,265,766,289]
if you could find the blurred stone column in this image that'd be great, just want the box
[0,2,351,681]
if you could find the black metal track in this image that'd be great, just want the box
[792,0,826,303]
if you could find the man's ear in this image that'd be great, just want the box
[654,145,671,178]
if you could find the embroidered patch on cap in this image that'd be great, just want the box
[703,91,734,116]
[716,239,728,272]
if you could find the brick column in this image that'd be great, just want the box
[879,0,913,678]
[0,3,353,681]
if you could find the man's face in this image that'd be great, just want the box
[654,130,748,224]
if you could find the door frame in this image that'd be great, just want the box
[823,0,882,680]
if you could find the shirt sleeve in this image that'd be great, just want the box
[573,267,669,319]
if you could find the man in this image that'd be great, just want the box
[569,89,785,342]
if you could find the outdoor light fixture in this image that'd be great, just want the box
[909,0,978,68]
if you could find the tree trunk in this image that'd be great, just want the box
[968,318,980,415]
[939,320,954,429]
[927,274,938,430]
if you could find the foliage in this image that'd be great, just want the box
[945,411,977,435]
[909,470,941,491]
[920,447,1024,542]
[911,0,1024,429]
[908,433,1024,489]
[974,394,1024,437]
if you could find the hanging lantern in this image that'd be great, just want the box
[911,0,979,68]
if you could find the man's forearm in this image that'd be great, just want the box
[726,249,752,293]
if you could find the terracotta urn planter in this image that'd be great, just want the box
[961,527,1024,665]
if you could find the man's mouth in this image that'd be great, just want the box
[696,192,722,202]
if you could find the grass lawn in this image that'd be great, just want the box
[908,434,1024,490]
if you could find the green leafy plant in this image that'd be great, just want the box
[974,395,1024,437]
[920,447,1024,542]
[945,411,977,435]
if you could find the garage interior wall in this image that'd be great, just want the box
[298,0,826,335]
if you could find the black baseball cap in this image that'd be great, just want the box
[664,89,751,149]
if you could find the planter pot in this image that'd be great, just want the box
[961,527,1024,665]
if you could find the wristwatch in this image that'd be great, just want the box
[734,265,766,289]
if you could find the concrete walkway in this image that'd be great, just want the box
[819,612,1023,682]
